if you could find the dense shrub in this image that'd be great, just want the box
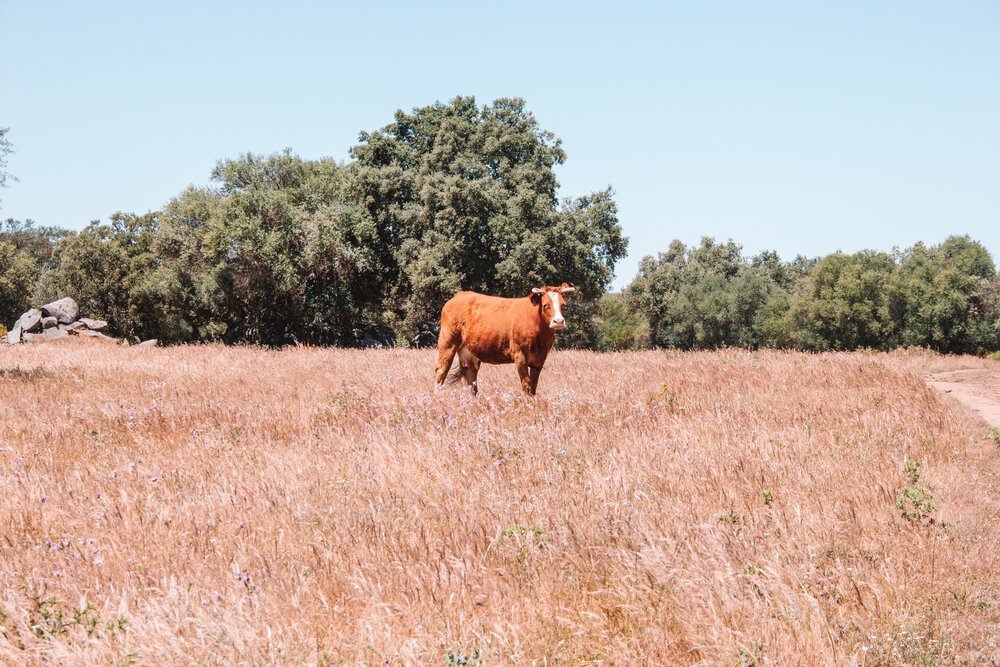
[594,293,650,351]
[625,236,1000,353]
[623,238,789,349]
[0,219,69,325]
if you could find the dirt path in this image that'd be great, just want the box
[927,367,1000,428]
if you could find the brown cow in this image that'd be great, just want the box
[434,283,576,395]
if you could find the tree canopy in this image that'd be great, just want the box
[348,96,627,337]
[624,238,787,349]
[1,101,998,355]
[0,219,69,325]
[0,127,15,205]
[0,98,629,346]
[625,236,1000,353]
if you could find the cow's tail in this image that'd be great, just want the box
[446,364,465,386]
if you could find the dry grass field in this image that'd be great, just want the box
[2,339,1000,665]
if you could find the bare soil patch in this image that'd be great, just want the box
[927,366,1000,428]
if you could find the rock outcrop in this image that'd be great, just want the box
[410,322,440,348]
[40,297,80,324]
[351,326,396,349]
[3,297,157,347]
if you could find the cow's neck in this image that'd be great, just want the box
[534,306,556,351]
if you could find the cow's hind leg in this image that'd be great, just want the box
[435,326,460,390]
[452,347,481,395]
[462,357,481,395]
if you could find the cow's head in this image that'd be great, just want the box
[531,282,576,330]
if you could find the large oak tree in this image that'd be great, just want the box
[349,96,628,342]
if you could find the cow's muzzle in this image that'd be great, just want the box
[550,318,566,330]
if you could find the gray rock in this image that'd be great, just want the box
[62,321,85,332]
[410,330,437,348]
[22,332,45,343]
[44,326,69,341]
[352,326,396,349]
[137,339,158,347]
[41,316,58,329]
[40,297,79,324]
[14,308,42,333]
[77,317,108,331]
[79,329,114,340]
[6,324,22,345]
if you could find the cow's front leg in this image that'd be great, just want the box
[528,364,542,394]
[514,358,534,395]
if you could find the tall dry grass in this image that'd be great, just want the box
[1,339,999,664]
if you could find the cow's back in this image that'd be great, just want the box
[441,292,534,364]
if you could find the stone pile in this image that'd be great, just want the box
[4,297,157,347]
[410,322,440,348]
[351,326,396,349]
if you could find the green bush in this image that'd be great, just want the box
[595,293,650,351]
[624,235,1000,354]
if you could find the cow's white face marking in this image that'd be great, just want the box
[548,291,566,329]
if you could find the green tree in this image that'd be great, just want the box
[777,250,895,350]
[349,96,627,337]
[887,236,1000,352]
[1,219,70,273]
[155,151,377,344]
[52,213,160,340]
[147,186,225,341]
[624,238,783,349]
[200,150,327,343]
[0,219,70,325]
[0,240,37,326]
[0,127,15,205]
[594,293,650,351]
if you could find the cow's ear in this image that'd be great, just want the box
[530,292,542,306]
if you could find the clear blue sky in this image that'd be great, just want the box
[2,1,998,289]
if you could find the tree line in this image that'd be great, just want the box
[622,236,1000,354]
[1,101,998,353]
